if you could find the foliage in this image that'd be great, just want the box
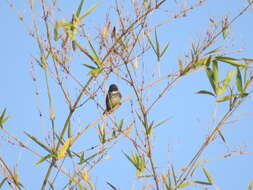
[1,0,253,190]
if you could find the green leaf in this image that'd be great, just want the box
[0,177,8,188]
[88,67,103,76]
[217,70,235,96]
[155,29,160,60]
[216,94,236,102]
[236,67,243,93]
[160,42,170,58]
[194,180,212,185]
[60,21,78,40]
[35,154,54,166]
[196,90,215,97]
[82,63,97,70]
[79,3,100,20]
[206,67,216,94]
[87,40,101,67]
[79,152,85,164]
[177,180,194,188]
[196,56,211,67]
[145,32,157,55]
[54,21,60,41]
[79,148,106,164]
[244,77,253,91]
[212,60,219,90]
[118,119,124,131]
[154,117,170,128]
[147,121,154,135]
[76,0,84,17]
[0,108,11,128]
[136,111,146,128]
[215,56,249,68]
[123,152,145,175]
[123,152,137,169]
[202,167,214,185]
[248,180,253,190]
[218,129,226,143]
[204,47,221,55]
[162,175,172,190]
[24,131,52,153]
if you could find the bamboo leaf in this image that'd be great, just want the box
[154,117,170,128]
[81,168,89,182]
[0,108,11,128]
[79,3,100,20]
[123,152,138,169]
[0,177,8,188]
[56,138,72,160]
[236,67,243,93]
[162,175,172,190]
[218,129,226,143]
[155,29,160,59]
[244,77,253,91]
[147,121,154,135]
[202,167,214,185]
[118,119,124,131]
[82,63,97,70]
[54,21,60,41]
[88,40,101,67]
[177,180,194,188]
[35,154,54,166]
[194,180,212,185]
[88,67,103,76]
[204,47,221,55]
[24,131,52,153]
[160,42,170,58]
[206,68,216,94]
[145,33,157,55]
[215,56,249,68]
[76,0,84,17]
[196,90,215,97]
[212,60,219,90]
[79,148,106,164]
[218,70,235,96]
[248,180,253,190]
[216,94,237,102]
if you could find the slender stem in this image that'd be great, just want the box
[144,114,160,190]
[177,99,241,185]
[41,77,93,190]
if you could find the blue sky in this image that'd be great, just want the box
[1,0,253,189]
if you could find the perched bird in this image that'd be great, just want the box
[105,84,122,113]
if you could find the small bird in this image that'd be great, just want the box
[105,84,122,113]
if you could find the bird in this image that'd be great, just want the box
[105,84,122,113]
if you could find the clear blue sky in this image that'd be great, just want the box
[1,0,253,189]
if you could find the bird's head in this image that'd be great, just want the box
[109,84,119,92]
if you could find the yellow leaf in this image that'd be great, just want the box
[56,138,71,160]
[82,168,89,182]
